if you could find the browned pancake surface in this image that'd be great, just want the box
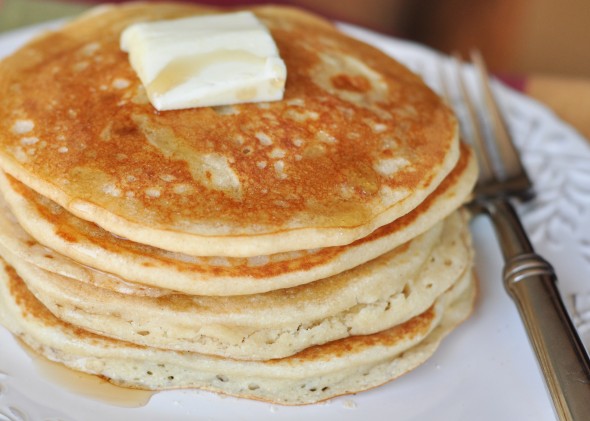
[0,3,457,254]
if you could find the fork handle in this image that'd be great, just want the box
[485,198,590,421]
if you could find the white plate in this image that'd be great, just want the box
[1,19,590,421]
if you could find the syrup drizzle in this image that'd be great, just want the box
[19,339,154,408]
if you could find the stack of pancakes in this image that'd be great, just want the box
[0,3,478,405]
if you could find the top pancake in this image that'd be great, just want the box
[0,3,459,256]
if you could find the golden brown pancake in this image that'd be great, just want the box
[0,3,459,256]
[0,144,476,295]
[0,255,476,405]
[0,2,479,406]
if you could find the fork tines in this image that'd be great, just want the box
[437,51,533,201]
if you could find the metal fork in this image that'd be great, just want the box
[436,51,590,421]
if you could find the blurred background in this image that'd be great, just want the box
[1,0,589,77]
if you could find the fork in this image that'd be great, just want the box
[435,51,590,421]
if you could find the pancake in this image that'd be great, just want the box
[0,144,476,295]
[0,255,476,405]
[0,193,168,297]
[0,3,459,257]
[0,1,480,406]
[0,211,472,360]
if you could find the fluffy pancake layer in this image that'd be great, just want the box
[0,212,471,360]
[0,3,459,256]
[0,255,475,405]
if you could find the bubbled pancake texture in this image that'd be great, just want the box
[0,2,478,406]
[0,2,459,256]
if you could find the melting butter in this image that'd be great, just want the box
[120,11,286,111]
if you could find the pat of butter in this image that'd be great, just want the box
[120,11,287,111]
